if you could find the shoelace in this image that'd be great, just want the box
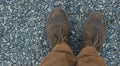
[53,28,66,44]
[93,33,102,47]
[84,33,102,48]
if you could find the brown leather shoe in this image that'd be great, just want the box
[46,7,70,49]
[82,13,106,51]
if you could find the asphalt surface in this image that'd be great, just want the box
[0,0,120,66]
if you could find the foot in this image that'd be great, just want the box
[46,7,70,49]
[82,13,106,51]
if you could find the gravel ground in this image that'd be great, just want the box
[0,0,120,66]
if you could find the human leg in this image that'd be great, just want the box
[40,7,76,66]
[77,13,107,66]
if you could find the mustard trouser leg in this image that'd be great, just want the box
[77,46,107,66]
[40,43,76,66]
